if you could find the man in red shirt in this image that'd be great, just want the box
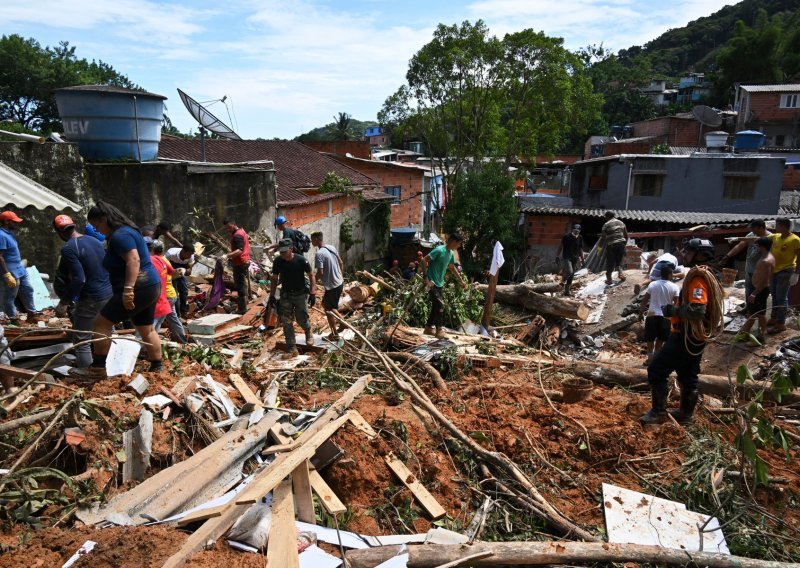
[221,219,251,315]
[641,239,722,425]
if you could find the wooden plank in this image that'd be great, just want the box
[0,364,37,380]
[228,373,262,407]
[175,504,228,527]
[308,469,346,515]
[385,452,446,520]
[292,460,316,524]
[230,349,244,368]
[348,410,378,440]
[235,411,353,505]
[267,479,300,568]
[253,343,273,367]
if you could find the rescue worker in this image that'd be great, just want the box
[311,231,344,340]
[641,238,723,425]
[766,218,800,334]
[421,234,467,339]
[722,219,770,305]
[555,224,585,296]
[269,238,316,359]
[638,263,680,365]
[52,214,113,368]
[221,219,251,315]
[267,216,302,254]
[0,210,38,319]
[597,210,628,286]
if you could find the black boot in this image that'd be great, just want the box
[640,384,668,424]
[670,389,699,424]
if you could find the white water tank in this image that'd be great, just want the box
[705,131,728,152]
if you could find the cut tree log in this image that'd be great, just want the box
[386,352,447,390]
[356,270,397,293]
[387,541,795,568]
[594,313,638,336]
[0,408,56,433]
[563,360,800,405]
[476,284,589,321]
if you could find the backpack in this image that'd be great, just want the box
[293,230,311,253]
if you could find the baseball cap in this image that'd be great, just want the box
[0,211,23,223]
[143,236,155,247]
[278,238,293,252]
[53,214,75,231]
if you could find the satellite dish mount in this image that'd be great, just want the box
[177,88,242,162]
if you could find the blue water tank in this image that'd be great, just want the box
[54,85,167,162]
[734,130,766,153]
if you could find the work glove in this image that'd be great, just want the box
[791,273,799,287]
[122,286,136,311]
[3,272,16,288]
[268,295,277,309]
[661,304,676,317]
[55,302,70,318]
[308,294,316,308]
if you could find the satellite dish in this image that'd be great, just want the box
[692,105,722,128]
[177,88,241,161]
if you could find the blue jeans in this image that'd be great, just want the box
[1,273,36,317]
[72,296,111,367]
[154,298,188,343]
[770,269,793,324]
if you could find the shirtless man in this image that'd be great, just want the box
[738,237,775,344]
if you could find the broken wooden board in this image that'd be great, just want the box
[175,503,229,527]
[292,460,315,524]
[192,324,253,346]
[267,479,300,568]
[228,373,261,407]
[348,410,378,440]
[385,452,446,520]
[308,469,347,515]
[121,410,153,483]
[186,313,240,335]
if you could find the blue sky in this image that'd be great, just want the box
[3,0,734,139]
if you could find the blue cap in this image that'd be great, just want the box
[274,215,287,226]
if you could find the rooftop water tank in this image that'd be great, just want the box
[705,131,728,152]
[54,85,167,162]
[734,130,766,153]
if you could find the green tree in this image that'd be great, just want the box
[442,163,519,278]
[333,112,352,141]
[0,35,135,132]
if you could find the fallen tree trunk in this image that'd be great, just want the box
[346,542,796,568]
[563,360,800,405]
[594,313,639,336]
[386,352,447,390]
[356,270,397,293]
[477,282,562,294]
[477,284,589,321]
[0,408,56,434]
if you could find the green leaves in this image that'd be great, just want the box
[736,364,753,385]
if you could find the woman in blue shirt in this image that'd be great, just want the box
[69,201,163,381]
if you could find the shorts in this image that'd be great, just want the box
[322,284,343,310]
[644,315,671,342]
[100,283,161,327]
[746,288,770,316]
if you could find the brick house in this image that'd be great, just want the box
[158,138,392,264]
[735,84,800,148]
[364,126,389,147]
[328,154,445,231]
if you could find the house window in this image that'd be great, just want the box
[723,177,757,200]
[384,185,401,204]
[632,174,664,197]
[587,162,609,191]
[780,94,799,109]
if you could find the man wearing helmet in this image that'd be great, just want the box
[0,210,38,320]
[641,237,722,425]
[267,216,302,255]
[53,214,113,367]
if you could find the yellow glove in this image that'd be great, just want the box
[122,286,135,310]
[3,272,16,288]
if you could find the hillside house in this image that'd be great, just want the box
[735,84,800,148]
[364,126,389,147]
[641,79,678,107]
[677,73,711,104]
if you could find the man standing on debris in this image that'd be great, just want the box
[639,263,679,365]
[269,238,316,359]
[422,234,467,339]
[0,211,38,320]
[766,218,800,334]
[738,237,775,344]
[642,238,723,424]
[221,219,251,315]
[723,219,770,306]
[69,202,163,380]
[52,214,113,368]
[311,231,344,340]
[267,216,307,255]
[165,244,195,319]
[556,224,585,296]
[597,211,628,286]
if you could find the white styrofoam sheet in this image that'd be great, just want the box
[106,336,141,377]
[375,553,409,568]
[602,483,729,554]
[26,265,57,309]
[299,545,343,568]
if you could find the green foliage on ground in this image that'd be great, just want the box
[0,34,137,132]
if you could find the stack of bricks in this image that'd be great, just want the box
[624,243,643,270]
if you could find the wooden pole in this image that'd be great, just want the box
[481,273,499,330]
[347,542,797,568]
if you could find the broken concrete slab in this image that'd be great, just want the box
[186,313,240,335]
[127,374,149,396]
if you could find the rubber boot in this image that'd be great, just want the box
[670,389,699,424]
[640,384,668,424]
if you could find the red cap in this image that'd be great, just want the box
[0,211,23,223]
[53,214,75,231]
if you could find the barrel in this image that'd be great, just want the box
[734,130,766,153]
[54,85,167,162]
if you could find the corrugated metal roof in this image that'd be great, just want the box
[605,136,655,144]
[518,205,779,225]
[740,84,800,93]
[0,162,81,211]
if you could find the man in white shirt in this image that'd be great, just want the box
[639,263,680,365]
[165,244,195,318]
[311,231,344,340]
